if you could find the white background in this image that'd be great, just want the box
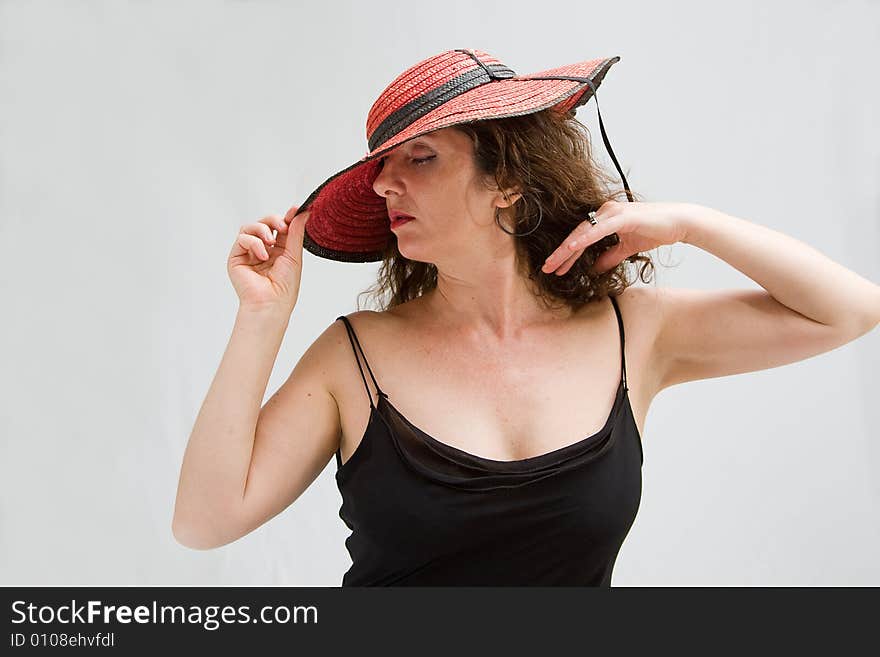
[1,0,878,585]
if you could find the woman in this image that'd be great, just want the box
[172,49,880,585]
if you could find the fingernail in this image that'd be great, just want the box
[568,241,578,249]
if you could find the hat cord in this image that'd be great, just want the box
[525,75,635,203]
[493,74,634,238]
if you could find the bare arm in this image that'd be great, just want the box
[680,207,880,331]
[651,208,880,390]
[172,208,341,549]
[172,305,292,549]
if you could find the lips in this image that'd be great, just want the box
[389,212,415,229]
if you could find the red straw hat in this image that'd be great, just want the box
[295,48,633,263]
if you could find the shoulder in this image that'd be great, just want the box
[316,310,391,398]
[319,310,381,356]
[613,282,658,310]
[609,284,663,341]
[607,284,667,393]
[332,309,389,336]
[293,311,372,397]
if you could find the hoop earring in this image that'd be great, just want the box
[495,200,543,237]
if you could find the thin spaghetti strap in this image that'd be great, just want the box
[608,296,628,392]
[336,315,387,409]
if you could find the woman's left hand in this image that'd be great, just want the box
[541,201,698,276]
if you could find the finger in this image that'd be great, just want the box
[258,214,287,235]
[255,215,292,256]
[282,208,309,262]
[244,221,277,245]
[230,224,268,261]
[238,221,279,260]
[553,247,584,276]
[242,233,271,261]
[275,205,307,257]
[591,243,627,275]
[284,205,302,225]
[542,236,574,273]
[542,231,588,273]
[237,233,270,261]
[546,214,623,272]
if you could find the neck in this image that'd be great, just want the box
[420,261,573,342]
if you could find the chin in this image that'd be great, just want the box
[396,243,430,263]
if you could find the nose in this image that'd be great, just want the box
[371,158,403,198]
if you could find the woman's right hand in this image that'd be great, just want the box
[227,205,310,312]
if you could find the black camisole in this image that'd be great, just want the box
[333,294,643,586]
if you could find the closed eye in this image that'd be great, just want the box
[377,155,435,168]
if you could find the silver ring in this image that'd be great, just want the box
[587,211,598,226]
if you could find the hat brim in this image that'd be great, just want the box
[298,56,620,263]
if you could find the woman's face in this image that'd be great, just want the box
[371,127,512,263]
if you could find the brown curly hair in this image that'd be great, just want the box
[357,108,656,313]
